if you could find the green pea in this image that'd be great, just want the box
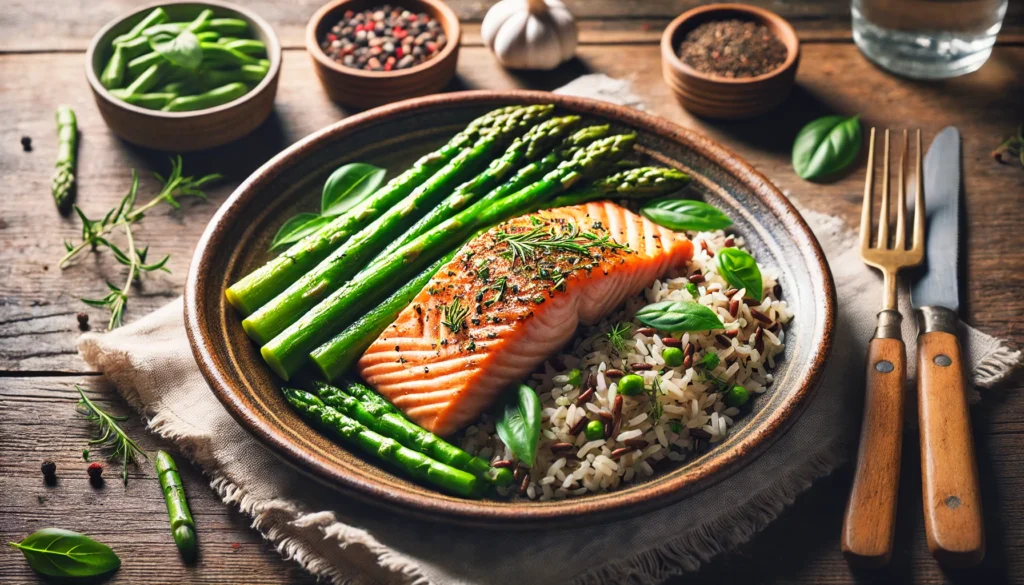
[617,374,645,396]
[584,419,604,440]
[724,385,749,408]
[662,347,684,368]
[699,352,720,370]
[566,368,582,388]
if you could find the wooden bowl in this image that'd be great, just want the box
[85,0,282,152]
[306,0,460,109]
[185,91,836,528]
[661,4,800,119]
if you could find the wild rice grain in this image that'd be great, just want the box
[725,329,739,338]
[630,363,653,371]
[729,299,739,317]
[773,282,782,298]
[688,273,705,284]
[519,474,530,495]
[597,411,614,423]
[683,342,694,357]
[724,288,739,297]
[700,240,714,257]
[662,337,682,348]
[754,326,764,353]
[624,438,649,449]
[604,368,624,379]
[514,465,528,484]
[550,442,575,454]
[610,447,631,460]
[682,354,693,369]
[575,387,595,406]
[724,237,735,247]
[569,417,589,436]
[750,307,772,324]
[690,427,713,440]
[492,459,514,469]
[636,327,655,335]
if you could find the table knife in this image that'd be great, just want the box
[913,126,984,567]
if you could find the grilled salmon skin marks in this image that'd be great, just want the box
[357,202,694,436]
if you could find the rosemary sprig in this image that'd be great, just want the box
[606,321,632,355]
[75,385,147,485]
[648,376,664,422]
[63,157,220,329]
[992,125,1024,169]
[482,276,508,307]
[496,222,627,268]
[440,297,470,340]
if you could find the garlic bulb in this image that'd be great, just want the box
[481,0,578,70]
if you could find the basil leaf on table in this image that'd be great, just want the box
[269,213,333,251]
[641,198,733,232]
[321,163,387,217]
[635,300,725,332]
[149,30,203,71]
[495,384,541,466]
[792,114,862,180]
[10,528,121,579]
[716,247,763,301]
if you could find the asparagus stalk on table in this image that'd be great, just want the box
[375,123,611,260]
[51,105,78,213]
[263,133,638,380]
[283,388,479,497]
[224,105,527,316]
[313,381,514,486]
[241,106,559,344]
[155,451,197,562]
[310,165,691,381]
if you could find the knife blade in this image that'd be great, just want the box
[911,126,961,312]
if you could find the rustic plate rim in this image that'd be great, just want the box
[184,89,837,527]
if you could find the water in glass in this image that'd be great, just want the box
[851,0,1007,79]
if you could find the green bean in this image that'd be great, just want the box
[155,451,197,561]
[142,22,185,37]
[158,78,202,95]
[224,39,266,56]
[125,63,167,95]
[112,7,168,45]
[162,82,247,112]
[114,36,153,61]
[127,51,164,78]
[208,18,249,35]
[100,44,127,89]
[185,9,214,33]
[199,43,258,66]
[196,31,219,43]
[203,64,267,87]
[112,91,177,110]
[216,36,239,45]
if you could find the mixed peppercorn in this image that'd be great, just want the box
[320,5,447,72]
[678,19,787,78]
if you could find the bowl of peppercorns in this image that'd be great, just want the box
[661,4,799,119]
[307,0,460,109]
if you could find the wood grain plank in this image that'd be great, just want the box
[2,45,1021,373]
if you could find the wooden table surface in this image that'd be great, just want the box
[2,1,1022,583]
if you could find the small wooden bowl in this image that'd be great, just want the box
[306,0,461,109]
[85,0,282,152]
[661,4,800,119]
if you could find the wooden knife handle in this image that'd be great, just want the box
[917,319,985,567]
[842,310,905,567]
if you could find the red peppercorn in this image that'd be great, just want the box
[87,462,104,486]
[395,46,404,58]
[327,33,337,42]
[344,9,354,18]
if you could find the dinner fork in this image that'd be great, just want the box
[841,128,925,567]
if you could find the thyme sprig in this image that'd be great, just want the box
[496,222,626,268]
[992,125,1024,169]
[440,297,470,339]
[606,321,632,354]
[62,157,220,329]
[75,385,147,485]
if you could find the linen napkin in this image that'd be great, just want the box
[78,76,1020,585]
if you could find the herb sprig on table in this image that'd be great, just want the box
[75,385,147,485]
[992,125,1024,170]
[61,156,219,329]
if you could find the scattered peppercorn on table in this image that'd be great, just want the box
[1,1,1023,584]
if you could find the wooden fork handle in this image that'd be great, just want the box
[917,306,985,567]
[842,310,905,567]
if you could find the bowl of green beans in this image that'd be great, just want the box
[86,0,282,152]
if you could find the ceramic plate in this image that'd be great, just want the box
[185,90,836,528]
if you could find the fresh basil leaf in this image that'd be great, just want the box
[641,198,733,232]
[269,213,332,251]
[321,163,386,217]
[10,528,121,579]
[635,300,725,332]
[494,384,541,467]
[149,30,203,71]
[792,114,862,180]
[716,247,763,301]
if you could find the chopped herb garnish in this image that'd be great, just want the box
[607,321,632,354]
[440,297,470,340]
[496,222,627,268]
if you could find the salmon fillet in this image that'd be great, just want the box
[357,201,694,436]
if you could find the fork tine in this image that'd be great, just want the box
[876,129,891,249]
[860,127,877,252]
[894,130,908,250]
[912,129,925,252]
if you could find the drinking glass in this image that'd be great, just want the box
[851,0,1008,79]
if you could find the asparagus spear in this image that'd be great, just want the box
[283,388,479,497]
[155,451,197,561]
[313,381,513,486]
[224,105,526,316]
[52,105,78,213]
[309,165,690,380]
[241,106,557,344]
[262,133,637,380]
[375,123,609,260]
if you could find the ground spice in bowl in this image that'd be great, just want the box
[320,5,447,72]
[678,19,787,78]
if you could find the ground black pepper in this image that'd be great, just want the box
[679,19,787,78]
[320,5,446,72]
